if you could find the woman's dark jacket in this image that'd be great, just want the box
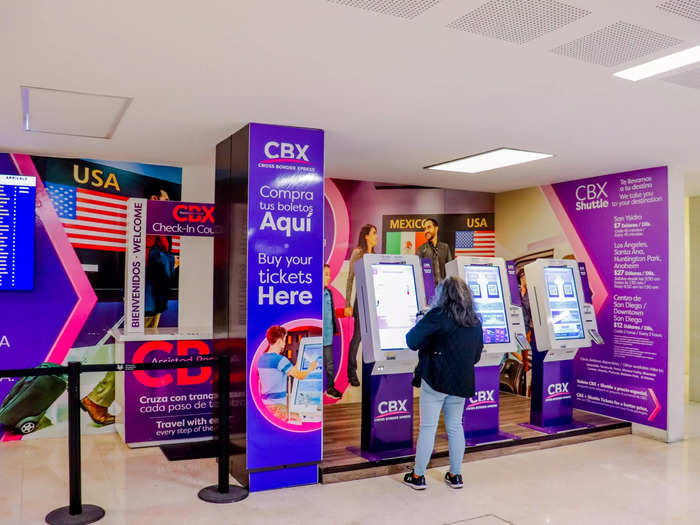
[406,307,483,398]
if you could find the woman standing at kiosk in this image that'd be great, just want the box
[344,224,378,387]
[404,276,483,490]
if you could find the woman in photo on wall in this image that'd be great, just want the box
[344,223,378,387]
[403,276,483,490]
[258,326,319,421]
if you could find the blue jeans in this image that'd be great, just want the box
[414,380,466,476]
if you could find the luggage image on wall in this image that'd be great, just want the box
[0,363,68,435]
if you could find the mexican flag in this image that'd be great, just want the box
[385,231,427,255]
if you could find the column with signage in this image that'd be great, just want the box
[215,123,325,492]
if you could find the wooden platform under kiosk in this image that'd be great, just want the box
[320,392,631,484]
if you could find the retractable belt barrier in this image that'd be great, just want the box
[0,356,248,525]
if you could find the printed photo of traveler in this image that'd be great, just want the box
[257,325,318,422]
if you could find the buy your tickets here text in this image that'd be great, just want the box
[255,184,316,306]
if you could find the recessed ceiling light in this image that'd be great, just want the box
[21,86,132,139]
[425,148,553,174]
[614,44,700,81]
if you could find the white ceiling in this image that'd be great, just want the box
[2,0,700,193]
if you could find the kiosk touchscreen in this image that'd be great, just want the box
[446,257,529,355]
[445,256,528,445]
[353,254,427,459]
[289,337,323,423]
[524,259,600,353]
[355,254,427,375]
[522,258,603,433]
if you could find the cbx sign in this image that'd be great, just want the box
[263,141,310,163]
[172,204,214,224]
[546,382,571,400]
[575,181,609,211]
[468,390,496,407]
[376,399,408,417]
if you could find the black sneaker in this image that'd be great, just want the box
[349,376,360,387]
[326,386,342,399]
[444,472,463,489]
[403,470,426,490]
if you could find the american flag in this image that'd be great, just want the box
[46,183,179,253]
[455,230,495,257]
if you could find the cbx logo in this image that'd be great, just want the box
[546,382,570,399]
[468,390,495,405]
[575,182,607,201]
[173,204,214,223]
[263,141,310,163]
[377,399,408,415]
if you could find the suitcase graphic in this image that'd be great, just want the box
[0,363,68,435]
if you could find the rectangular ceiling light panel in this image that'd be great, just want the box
[614,44,700,80]
[447,0,590,45]
[551,21,682,67]
[326,0,440,19]
[426,148,552,174]
[21,86,132,139]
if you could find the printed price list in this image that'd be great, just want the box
[0,174,36,290]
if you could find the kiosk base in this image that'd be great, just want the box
[519,420,593,435]
[347,445,415,462]
[465,431,521,447]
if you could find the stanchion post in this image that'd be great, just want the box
[217,354,231,493]
[198,354,248,503]
[46,361,106,525]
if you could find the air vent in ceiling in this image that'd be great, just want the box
[657,0,700,22]
[446,0,590,45]
[662,66,700,88]
[550,21,683,67]
[325,0,440,19]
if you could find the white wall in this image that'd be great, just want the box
[177,154,215,331]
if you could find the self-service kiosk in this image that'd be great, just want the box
[522,259,604,433]
[289,337,323,424]
[445,257,530,445]
[354,254,428,460]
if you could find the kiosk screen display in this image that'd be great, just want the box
[464,265,510,344]
[544,266,585,340]
[293,342,323,407]
[371,263,419,350]
[0,175,36,291]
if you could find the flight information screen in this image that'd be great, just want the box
[544,266,585,340]
[0,175,36,291]
[464,265,510,344]
[372,263,419,350]
[293,342,323,407]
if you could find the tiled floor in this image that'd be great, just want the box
[2,404,700,524]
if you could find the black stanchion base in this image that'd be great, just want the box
[198,485,249,504]
[45,504,105,525]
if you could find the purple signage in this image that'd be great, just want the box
[246,123,324,490]
[123,339,214,444]
[146,200,216,237]
[547,167,668,429]
[361,369,414,458]
[464,366,500,436]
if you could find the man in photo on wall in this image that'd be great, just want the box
[416,218,452,284]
